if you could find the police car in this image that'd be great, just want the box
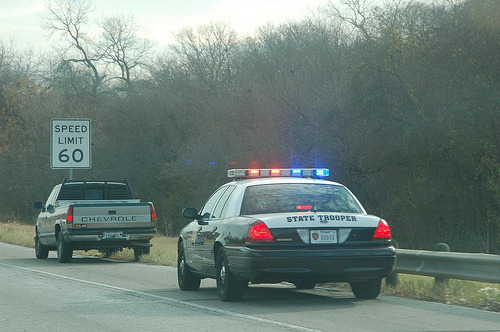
[178,168,396,302]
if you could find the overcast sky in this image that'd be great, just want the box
[0,0,331,52]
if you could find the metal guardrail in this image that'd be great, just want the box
[394,249,500,284]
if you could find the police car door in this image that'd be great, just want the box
[194,187,228,273]
[199,186,235,275]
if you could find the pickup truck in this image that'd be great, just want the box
[33,179,157,263]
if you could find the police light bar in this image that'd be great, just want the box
[227,168,330,178]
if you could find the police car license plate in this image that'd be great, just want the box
[310,230,337,244]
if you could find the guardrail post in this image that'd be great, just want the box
[434,243,450,285]
[385,239,399,287]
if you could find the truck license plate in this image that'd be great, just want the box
[102,232,128,240]
[310,230,337,244]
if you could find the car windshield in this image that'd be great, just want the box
[240,183,363,215]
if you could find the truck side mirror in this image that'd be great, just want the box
[47,204,55,213]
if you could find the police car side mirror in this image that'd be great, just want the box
[183,208,202,221]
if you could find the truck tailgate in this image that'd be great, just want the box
[72,202,153,228]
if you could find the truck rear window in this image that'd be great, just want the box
[240,183,363,215]
[57,182,133,200]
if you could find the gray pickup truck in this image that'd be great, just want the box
[33,179,157,263]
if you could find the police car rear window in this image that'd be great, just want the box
[240,183,363,215]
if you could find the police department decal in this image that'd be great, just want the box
[286,215,357,223]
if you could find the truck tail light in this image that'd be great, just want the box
[246,220,274,243]
[66,206,74,223]
[150,204,157,223]
[372,219,391,241]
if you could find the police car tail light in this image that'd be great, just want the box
[372,219,391,241]
[66,206,74,223]
[247,221,274,243]
[150,204,157,223]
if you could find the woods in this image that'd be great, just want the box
[0,0,498,253]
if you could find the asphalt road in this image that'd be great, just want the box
[1,242,498,332]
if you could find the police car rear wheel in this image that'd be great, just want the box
[349,278,382,299]
[177,243,201,291]
[216,248,247,302]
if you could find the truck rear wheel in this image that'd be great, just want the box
[57,232,73,263]
[100,249,118,258]
[133,241,151,261]
[34,230,49,259]
[133,247,143,261]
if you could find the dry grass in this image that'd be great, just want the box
[382,274,500,312]
[0,221,178,266]
[1,221,498,311]
[0,222,35,248]
[69,236,178,266]
[110,236,178,266]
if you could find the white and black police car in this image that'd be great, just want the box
[178,168,396,301]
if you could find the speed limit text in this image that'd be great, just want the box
[54,124,89,133]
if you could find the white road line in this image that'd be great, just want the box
[0,262,320,332]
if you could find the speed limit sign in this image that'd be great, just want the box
[51,119,91,169]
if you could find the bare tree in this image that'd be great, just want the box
[325,0,375,40]
[43,0,103,96]
[173,22,238,90]
[0,40,39,85]
[98,15,155,90]
[0,40,15,84]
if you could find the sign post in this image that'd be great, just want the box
[51,119,91,177]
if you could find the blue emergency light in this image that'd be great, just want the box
[316,168,329,177]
